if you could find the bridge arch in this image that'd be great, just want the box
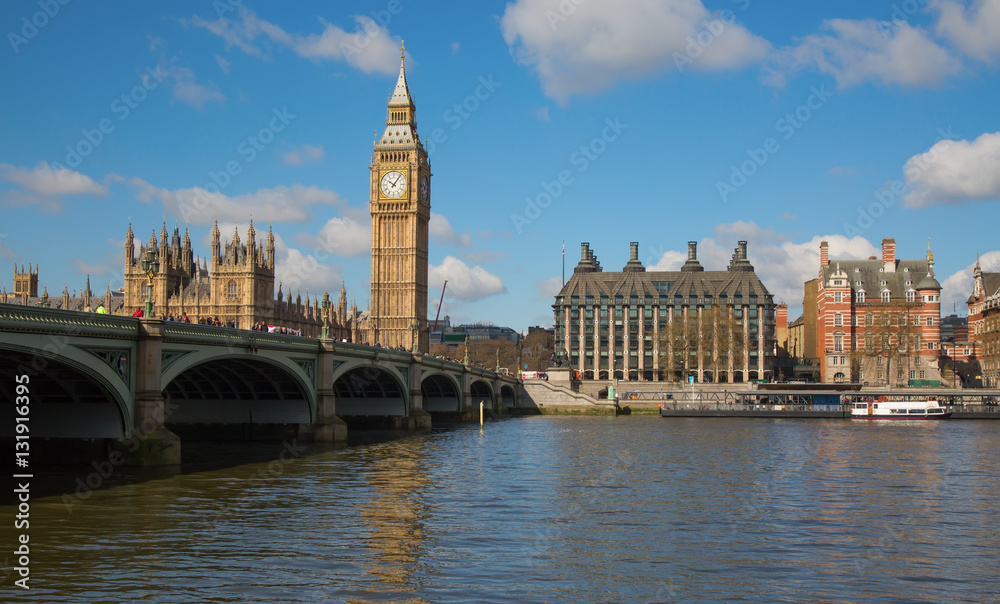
[331,361,408,417]
[161,351,316,426]
[469,379,495,410]
[0,342,131,438]
[500,384,517,409]
[421,371,462,413]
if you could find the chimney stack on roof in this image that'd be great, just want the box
[882,237,896,273]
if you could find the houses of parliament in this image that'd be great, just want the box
[3,44,431,350]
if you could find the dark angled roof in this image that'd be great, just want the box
[557,241,774,303]
[820,258,937,296]
[984,272,1000,298]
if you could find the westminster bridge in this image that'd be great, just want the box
[0,303,520,464]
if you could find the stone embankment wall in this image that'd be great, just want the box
[519,380,614,414]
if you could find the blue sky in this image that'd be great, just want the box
[2,0,999,331]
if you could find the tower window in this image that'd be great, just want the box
[227,280,238,300]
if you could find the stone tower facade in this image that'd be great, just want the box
[13,264,39,297]
[369,43,431,351]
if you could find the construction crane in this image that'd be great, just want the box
[432,280,447,338]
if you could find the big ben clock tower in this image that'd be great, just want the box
[369,43,430,352]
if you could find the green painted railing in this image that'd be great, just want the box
[0,303,138,338]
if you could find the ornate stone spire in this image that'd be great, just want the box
[389,41,413,108]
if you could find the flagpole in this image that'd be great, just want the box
[562,240,565,287]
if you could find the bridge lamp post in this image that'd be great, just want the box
[321,291,331,339]
[141,249,159,318]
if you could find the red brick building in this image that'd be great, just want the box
[967,258,1000,388]
[815,238,942,385]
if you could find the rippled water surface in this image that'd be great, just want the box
[5,416,1000,602]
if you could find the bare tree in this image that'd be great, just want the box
[658,305,745,383]
[856,304,920,388]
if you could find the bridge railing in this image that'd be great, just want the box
[161,322,319,352]
[0,303,138,338]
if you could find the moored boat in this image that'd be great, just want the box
[851,398,951,419]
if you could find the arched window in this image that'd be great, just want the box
[227,280,238,300]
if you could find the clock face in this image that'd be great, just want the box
[420,175,429,200]
[380,170,407,198]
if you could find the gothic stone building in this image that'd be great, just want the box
[3,266,123,313]
[368,44,431,352]
[968,258,1000,388]
[813,238,943,385]
[121,221,364,339]
[553,241,777,383]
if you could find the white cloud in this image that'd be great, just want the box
[535,276,563,301]
[450,41,460,55]
[429,212,472,247]
[535,106,550,122]
[429,256,506,301]
[765,19,960,88]
[0,162,109,212]
[647,250,687,271]
[169,64,226,109]
[188,7,403,75]
[0,161,108,196]
[214,53,232,73]
[902,131,1000,207]
[310,214,371,257]
[931,0,1000,63]
[940,251,1000,316]
[283,144,325,166]
[129,178,343,225]
[272,232,343,298]
[500,0,770,103]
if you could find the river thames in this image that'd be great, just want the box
[4,416,1000,602]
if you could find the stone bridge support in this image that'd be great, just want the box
[408,353,432,429]
[297,338,347,442]
[115,319,181,465]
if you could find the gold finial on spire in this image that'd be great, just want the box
[401,40,405,62]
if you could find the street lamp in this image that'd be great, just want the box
[141,249,159,318]
[321,291,331,339]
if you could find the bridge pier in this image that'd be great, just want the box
[408,353,432,429]
[114,319,181,466]
[301,339,348,442]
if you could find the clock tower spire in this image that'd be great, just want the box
[369,41,431,352]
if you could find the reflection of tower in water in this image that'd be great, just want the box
[357,440,430,599]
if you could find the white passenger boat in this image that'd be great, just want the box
[851,398,951,419]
